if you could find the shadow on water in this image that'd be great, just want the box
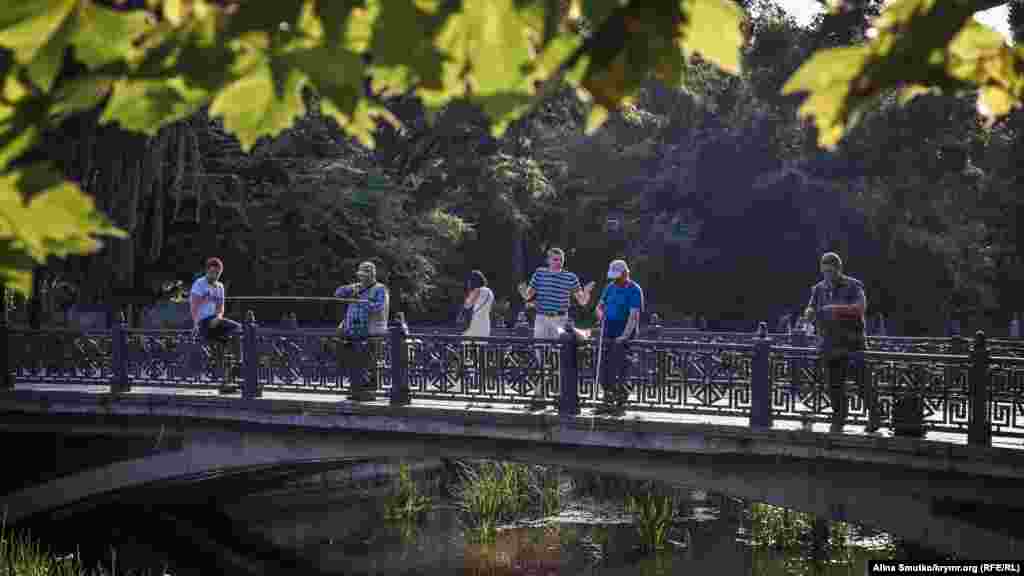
[1,436,986,576]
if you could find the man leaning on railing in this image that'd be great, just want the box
[803,252,879,435]
[334,261,389,401]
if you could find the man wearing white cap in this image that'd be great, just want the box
[595,259,644,414]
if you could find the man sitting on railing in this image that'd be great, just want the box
[803,252,877,435]
[190,257,243,389]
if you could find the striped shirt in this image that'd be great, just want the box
[528,268,581,315]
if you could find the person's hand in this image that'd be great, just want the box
[595,307,604,322]
[517,282,529,298]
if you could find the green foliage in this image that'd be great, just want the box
[0,0,1020,299]
[0,0,748,295]
[452,460,567,542]
[784,0,1024,149]
[0,519,143,576]
[384,462,433,521]
[626,490,675,552]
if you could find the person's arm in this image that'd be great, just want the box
[367,286,387,313]
[834,286,866,319]
[619,309,641,342]
[573,278,594,306]
[595,284,609,321]
[473,288,492,313]
[215,284,225,319]
[519,272,538,301]
[464,288,479,309]
[803,287,816,322]
[617,286,643,341]
[189,282,206,327]
[334,284,356,298]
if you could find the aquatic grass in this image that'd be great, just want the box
[383,463,432,522]
[452,461,569,542]
[627,490,675,552]
[0,517,160,576]
[750,502,811,550]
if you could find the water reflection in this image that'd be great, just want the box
[10,458,952,575]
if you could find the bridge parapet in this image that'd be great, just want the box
[5,315,1024,446]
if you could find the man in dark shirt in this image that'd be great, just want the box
[803,252,878,434]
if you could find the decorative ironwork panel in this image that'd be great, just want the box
[405,335,559,403]
[251,330,389,394]
[579,340,754,415]
[769,347,974,431]
[125,329,241,388]
[987,356,1024,436]
[10,329,112,384]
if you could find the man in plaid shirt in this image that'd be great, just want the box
[333,261,389,401]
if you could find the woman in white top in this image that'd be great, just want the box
[463,270,494,337]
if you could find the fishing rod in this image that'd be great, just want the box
[224,296,367,303]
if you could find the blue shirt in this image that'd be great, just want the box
[189,277,224,322]
[600,280,643,338]
[335,283,389,337]
[528,268,581,315]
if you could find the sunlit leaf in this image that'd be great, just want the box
[368,0,450,95]
[0,0,77,89]
[679,0,745,75]
[49,75,115,121]
[100,77,208,133]
[0,164,125,296]
[70,3,155,70]
[209,56,307,151]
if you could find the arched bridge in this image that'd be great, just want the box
[3,317,1024,560]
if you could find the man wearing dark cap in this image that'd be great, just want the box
[803,252,877,434]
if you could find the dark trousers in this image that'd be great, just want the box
[339,339,375,399]
[825,351,878,430]
[198,316,242,342]
[599,340,631,405]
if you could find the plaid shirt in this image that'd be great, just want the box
[335,283,388,337]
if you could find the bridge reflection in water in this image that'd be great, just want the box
[2,314,1024,561]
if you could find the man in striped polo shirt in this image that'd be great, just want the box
[518,247,594,409]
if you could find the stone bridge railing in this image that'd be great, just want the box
[3,311,1023,447]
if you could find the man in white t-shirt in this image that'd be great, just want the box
[190,257,242,343]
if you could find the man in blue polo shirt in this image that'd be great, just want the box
[595,259,643,415]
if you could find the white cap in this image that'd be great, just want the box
[607,259,629,279]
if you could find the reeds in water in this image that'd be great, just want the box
[383,462,432,522]
[626,490,675,552]
[1,518,158,576]
[452,460,570,542]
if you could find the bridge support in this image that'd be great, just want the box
[110,310,130,393]
[1,284,10,390]
[968,331,991,447]
[750,322,772,429]
[389,315,410,406]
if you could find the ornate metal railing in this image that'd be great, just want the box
[3,312,1022,445]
